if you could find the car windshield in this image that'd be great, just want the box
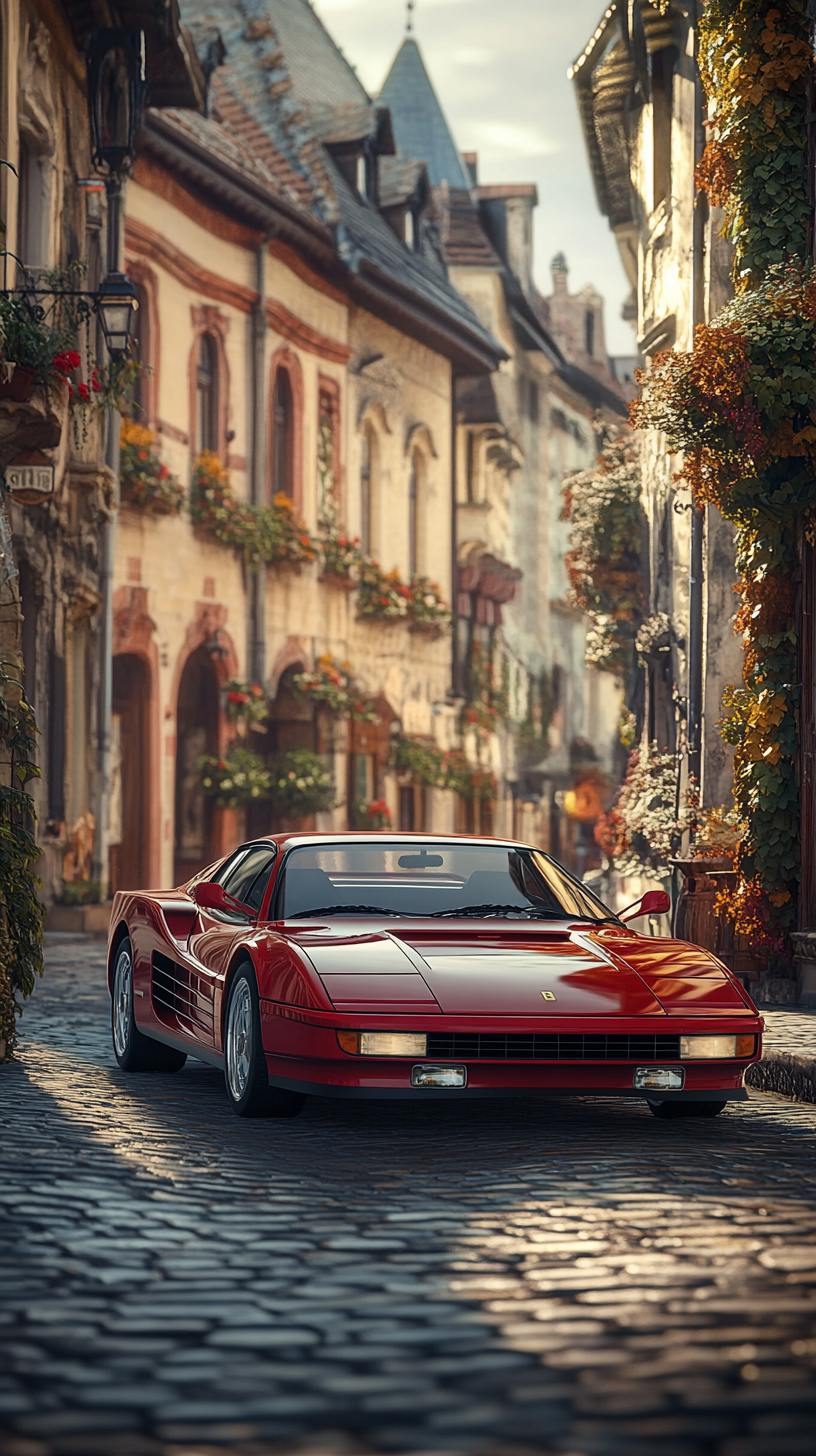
[274,841,615,922]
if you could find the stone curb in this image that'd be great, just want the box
[746,1052,816,1103]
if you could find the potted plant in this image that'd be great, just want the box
[269,749,336,819]
[120,418,184,514]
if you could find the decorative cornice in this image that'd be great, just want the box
[126,217,258,315]
[265,300,352,365]
[269,237,348,307]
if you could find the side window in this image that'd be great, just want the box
[218,845,277,908]
[245,857,276,913]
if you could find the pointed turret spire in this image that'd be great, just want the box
[379,37,470,189]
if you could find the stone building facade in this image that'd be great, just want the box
[3,0,504,907]
[571,0,741,810]
[380,37,627,875]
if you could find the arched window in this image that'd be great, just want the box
[584,309,595,358]
[271,367,294,498]
[195,334,218,453]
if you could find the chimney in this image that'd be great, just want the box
[551,251,568,296]
[462,151,478,187]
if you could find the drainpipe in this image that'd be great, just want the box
[686,4,706,797]
[249,239,269,683]
[92,175,123,892]
[450,381,460,699]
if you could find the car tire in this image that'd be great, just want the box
[647,1099,727,1119]
[224,963,306,1119]
[111,937,187,1073]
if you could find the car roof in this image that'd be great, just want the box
[250,831,537,852]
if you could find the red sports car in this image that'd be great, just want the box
[108,833,762,1120]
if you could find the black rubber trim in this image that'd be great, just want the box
[267,1074,749,1102]
[137,1023,224,1069]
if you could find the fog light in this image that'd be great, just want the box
[680,1035,743,1059]
[411,1064,467,1088]
[634,1066,684,1090]
[337,1031,427,1056]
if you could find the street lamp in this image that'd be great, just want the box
[85,27,149,894]
[96,272,139,361]
[87,29,149,178]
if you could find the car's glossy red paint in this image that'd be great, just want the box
[108,832,763,1104]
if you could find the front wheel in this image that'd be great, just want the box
[647,1099,727,1119]
[111,937,187,1073]
[224,965,305,1119]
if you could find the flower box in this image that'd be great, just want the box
[0,364,35,402]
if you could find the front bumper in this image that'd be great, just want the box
[260,1001,760,1101]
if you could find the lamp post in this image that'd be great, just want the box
[86,28,148,893]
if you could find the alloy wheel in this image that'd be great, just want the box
[112,945,132,1058]
[226,978,253,1102]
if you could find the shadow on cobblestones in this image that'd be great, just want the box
[0,937,814,1456]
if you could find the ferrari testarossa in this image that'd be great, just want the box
[108,833,762,1120]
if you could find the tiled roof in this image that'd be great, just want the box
[168,0,504,370]
[306,100,392,150]
[378,39,471,189]
[440,187,501,268]
[379,157,428,210]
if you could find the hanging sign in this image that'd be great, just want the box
[4,452,55,503]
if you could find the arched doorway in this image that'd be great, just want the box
[110,654,150,891]
[245,665,317,838]
[174,645,220,884]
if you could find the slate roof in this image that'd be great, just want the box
[378,39,471,190]
[440,187,501,269]
[379,157,428,210]
[163,0,503,371]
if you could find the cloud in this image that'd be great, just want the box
[469,120,558,159]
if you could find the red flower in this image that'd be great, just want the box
[138,449,148,461]
[159,464,169,479]
[227,691,249,705]
[77,382,91,402]
[52,350,81,376]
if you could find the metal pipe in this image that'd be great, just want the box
[92,177,123,890]
[687,3,706,795]
[250,239,268,684]
[450,383,459,699]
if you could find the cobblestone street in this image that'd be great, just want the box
[1,936,815,1456]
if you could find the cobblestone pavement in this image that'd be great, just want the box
[760,1008,816,1058]
[1,936,815,1456]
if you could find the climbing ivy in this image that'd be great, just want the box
[562,429,645,680]
[632,1,814,937]
[0,662,44,1060]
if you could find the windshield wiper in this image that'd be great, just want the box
[428,903,569,919]
[289,904,404,919]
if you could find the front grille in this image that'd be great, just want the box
[425,1032,681,1062]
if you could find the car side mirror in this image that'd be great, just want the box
[193,881,244,915]
[620,889,671,924]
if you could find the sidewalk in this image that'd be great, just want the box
[749,1007,816,1103]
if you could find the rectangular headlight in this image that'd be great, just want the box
[680,1035,756,1059]
[337,1031,428,1056]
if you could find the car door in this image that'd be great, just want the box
[186,844,278,1048]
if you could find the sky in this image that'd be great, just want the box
[312,0,634,356]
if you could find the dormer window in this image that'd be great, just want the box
[404,209,415,250]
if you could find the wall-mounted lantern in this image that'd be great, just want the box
[96,272,139,361]
[87,29,149,178]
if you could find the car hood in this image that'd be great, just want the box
[592,928,753,1014]
[296,927,664,1016]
